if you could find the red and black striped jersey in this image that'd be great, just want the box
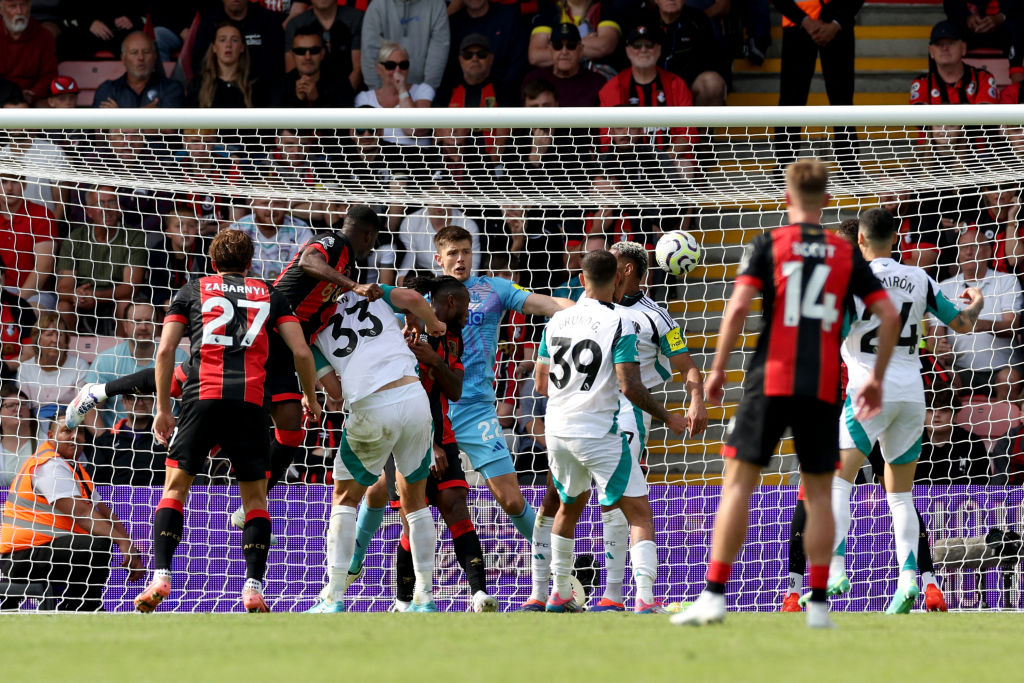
[166,274,298,406]
[273,231,356,342]
[420,330,464,446]
[735,223,887,404]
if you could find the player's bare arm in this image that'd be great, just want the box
[534,357,549,397]
[279,320,322,425]
[704,283,757,405]
[387,287,446,336]
[947,287,984,333]
[153,319,186,446]
[616,362,686,435]
[409,338,463,401]
[856,296,900,420]
[670,352,708,436]
[298,246,383,301]
[522,292,575,317]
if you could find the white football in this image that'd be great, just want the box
[655,230,702,277]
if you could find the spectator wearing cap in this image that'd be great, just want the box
[528,0,621,70]
[598,23,696,172]
[274,25,356,107]
[772,0,861,173]
[93,32,185,109]
[0,0,57,104]
[360,0,449,90]
[284,0,364,89]
[448,0,528,94]
[643,0,729,106]
[435,34,513,174]
[944,1,1022,83]
[522,23,607,106]
[911,20,998,105]
[47,76,79,108]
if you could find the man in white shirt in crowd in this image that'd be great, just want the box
[396,204,481,284]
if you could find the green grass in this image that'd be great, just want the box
[1,612,1021,682]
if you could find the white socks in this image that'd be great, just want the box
[787,572,802,596]
[550,534,575,598]
[326,505,357,602]
[830,477,854,578]
[601,508,628,603]
[630,539,657,604]
[406,507,436,604]
[529,515,554,602]
[886,491,919,589]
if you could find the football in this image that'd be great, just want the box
[655,230,702,277]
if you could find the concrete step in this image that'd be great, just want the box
[734,56,927,75]
[732,71,914,95]
[726,91,907,105]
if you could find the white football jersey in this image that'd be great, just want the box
[314,287,418,403]
[618,292,689,387]
[842,258,960,404]
[541,297,639,438]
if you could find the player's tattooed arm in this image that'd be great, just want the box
[948,287,984,333]
[616,362,686,435]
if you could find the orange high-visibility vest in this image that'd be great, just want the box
[781,0,830,28]
[0,442,93,554]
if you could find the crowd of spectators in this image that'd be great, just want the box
[0,0,1022,489]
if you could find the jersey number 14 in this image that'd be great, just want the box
[781,262,839,331]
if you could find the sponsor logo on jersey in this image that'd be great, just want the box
[665,327,686,352]
[320,236,335,248]
[911,81,920,93]
[468,310,487,326]
[931,88,940,98]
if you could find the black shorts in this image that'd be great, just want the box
[265,333,301,405]
[723,387,841,475]
[168,400,271,481]
[387,442,468,508]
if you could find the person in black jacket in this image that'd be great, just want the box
[273,25,355,107]
[772,0,863,175]
[91,394,166,486]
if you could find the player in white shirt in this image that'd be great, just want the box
[827,209,983,614]
[305,285,447,613]
[535,250,687,613]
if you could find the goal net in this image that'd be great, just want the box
[0,105,1022,613]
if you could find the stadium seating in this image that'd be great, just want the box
[57,61,180,107]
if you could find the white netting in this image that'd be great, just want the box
[0,106,1022,613]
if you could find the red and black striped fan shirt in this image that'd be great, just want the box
[166,274,298,405]
[420,330,465,446]
[735,223,888,404]
[273,231,356,342]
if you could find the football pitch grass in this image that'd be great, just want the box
[2,612,1022,682]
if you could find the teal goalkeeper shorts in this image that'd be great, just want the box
[448,399,517,479]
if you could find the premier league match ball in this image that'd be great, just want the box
[655,230,701,277]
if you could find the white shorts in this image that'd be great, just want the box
[839,397,924,465]
[547,431,648,506]
[333,382,434,486]
[617,395,653,463]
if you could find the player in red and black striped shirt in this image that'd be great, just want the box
[672,159,900,629]
[135,230,322,614]
[257,204,382,498]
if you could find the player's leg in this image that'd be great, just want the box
[267,399,304,493]
[880,403,925,614]
[347,472,390,580]
[617,495,661,613]
[238,477,272,613]
[544,434,591,613]
[822,448,864,596]
[521,473,559,610]
[450,401,536,540]
[67,364,184,429]
[135,465,193,612]
[781,492,806,611]
[800,470,837,629]
[916,505,946,611]
[672,392,783,626]
[431,445,495,612]
[392,384,440,612]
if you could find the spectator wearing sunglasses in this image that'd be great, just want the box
[284,0,364,89]
[521,23,607,106]
[528,0,621,71]
[360,0,450,90]
[448,0,528,95]
[275,25,355,107]
[354,41,434,147]
[598,23,696,174]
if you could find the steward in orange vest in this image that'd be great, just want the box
[0,416,144,611]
